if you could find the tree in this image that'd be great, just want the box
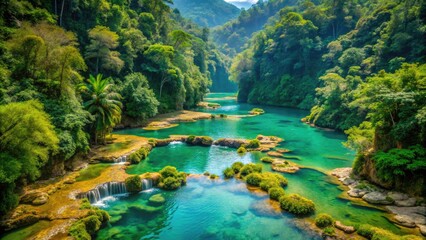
[169,30,192,50]
[121,73,159,120]
[80,74,122,144]
[0,100,58,214]
[142,44,180,98]
[85,26,124,74]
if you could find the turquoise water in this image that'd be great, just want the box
[96,178,321,240]
[99,93,407,239]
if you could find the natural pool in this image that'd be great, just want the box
[94,93,408,239]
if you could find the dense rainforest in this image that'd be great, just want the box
[172,0,241,27]
[0,0,232,214]
[230,0,426,194]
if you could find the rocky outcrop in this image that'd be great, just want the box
[334,221,355,233]
[271,160,300,173]
[331,167,425,236]
[20,191,49,206]
[362,192,394,205]
[267,151,284,158]
[214,138,248,148]
[386,206,426,231]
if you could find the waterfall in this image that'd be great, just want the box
[81,182,128,204]
[114,155,128,164]
[141,178,153,190]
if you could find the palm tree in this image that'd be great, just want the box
[81,74,122,144]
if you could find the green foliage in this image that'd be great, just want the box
[356,224,375,239]
[237,146,247,154]
[268,187,285,200]
[129,146,151,164]
[249,108,265,115]
[231,162,244,173]
[223,167,235,179]
[125,175,142,193]
[322,227,335,237]
[120,73,159,120]
[76,164,110,182]
[373,145,426,183]
[69,199,110,239]
[172,0,240,27]
[0,101,58,214]
[209,174,219,179]
[239,163,262,177]
[158,166,186,190]
[245,139,260,148]
[315,214,334,228]
[80,74,122,145]
[279,194,315,215]
[245,173,263,186]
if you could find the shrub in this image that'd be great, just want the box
[240,163,262,176]
[125,175,142,192]
[83,215,102,234]
[357,224,374,239]
[268,187,285,200]
[279,194,315,215]
[231,162,244,173]
[246,139,260,148]
[237,146,247,154]
[223,167,235,179]
[69,222,91,240]
[315,214,334,228]
[129,146,150,164]
[246,173,263,186]
[159,166,179,178]
[158,166,187,190]
[259,179,280,191]
[261,157,274,163]
[210,174,219,179]
[203,171,210,176]
[219,114,227,118]
[323,227,335,237]
[160,177,181,190]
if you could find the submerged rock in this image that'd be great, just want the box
[148,194,165,206]
[362,192,394,205]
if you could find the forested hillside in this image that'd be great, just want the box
[212,0,298,56]
[0,0,228,214]
[172,0,241,27]
[231,0,426,194]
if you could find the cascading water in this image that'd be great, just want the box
[114,155,128,164]
[81,182,128,204]
[141,178,153,190]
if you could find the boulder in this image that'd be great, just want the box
[395,198,417,207]
[335,221,356,233]
[347,189,367,198]
[213,138,247,148]
[342,178,355,186]
[387,192,409,201]
[330,168,352,179]
[362,192,394,205]
[418,224,426,236]
[394,215,417,228]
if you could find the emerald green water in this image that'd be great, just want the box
[95,93,411,239]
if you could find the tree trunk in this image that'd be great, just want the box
[59,0,65,26]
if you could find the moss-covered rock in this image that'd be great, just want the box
[249,108,265,115]
[125,175,142,192]
[245,139,260,148]
[279,194,315,215]
[148,194,165,206]
[261,157,274,163]
[69,199,110,239]
[186,135,213,146]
